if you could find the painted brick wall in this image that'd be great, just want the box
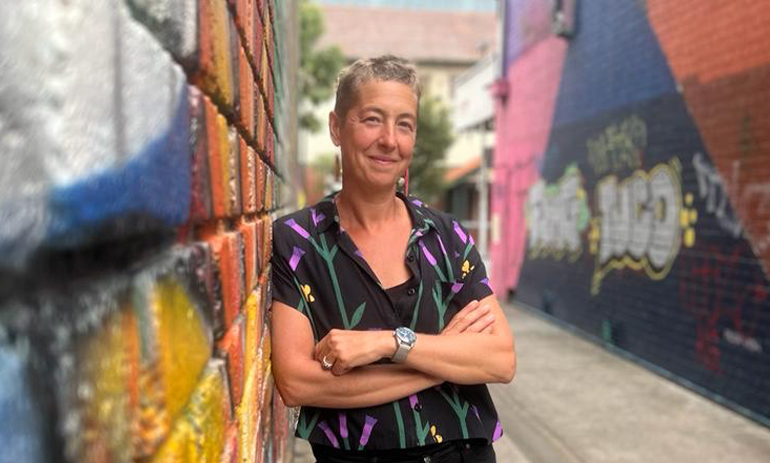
[492,0,770,424]
[0,1,298,462]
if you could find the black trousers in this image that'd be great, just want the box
[311,439,496,463]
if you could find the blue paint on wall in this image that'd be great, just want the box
[551,0,677,127]
[46,85,191,247]
[0,348,45,463]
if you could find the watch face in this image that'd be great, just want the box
[396,327,416,345]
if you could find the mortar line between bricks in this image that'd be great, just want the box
[120,7,285,181]
[226,2,278,106]
[194,79,285,182]
[222,2,281,144]
[193,212,277,237]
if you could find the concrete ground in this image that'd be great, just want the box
[290,303,770,462]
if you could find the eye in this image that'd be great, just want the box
[398,121,415,132]
[364,116,381,124]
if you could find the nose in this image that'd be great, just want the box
[378,123,397,150]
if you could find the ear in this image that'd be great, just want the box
[329,111,341,147]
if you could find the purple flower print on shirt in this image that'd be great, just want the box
[318,420,340,448]
[409,394,419,410]
[289,246,306,271]
[311,208,326,227]
[338,412,348,439]
[453,221,467,244]
[359,415,378,448]
[285,218,310,239]
[436,234,448,257]
[480,278,493,290]
[411,198,424,207]
[451,282,464,294]
[492,420,503,441]
[419,241,437,266]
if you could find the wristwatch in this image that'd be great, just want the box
[391,327,416,363]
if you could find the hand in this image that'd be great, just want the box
[314,329,392,376]
[441,300,495,335]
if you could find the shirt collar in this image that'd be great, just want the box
[311,191,437,236]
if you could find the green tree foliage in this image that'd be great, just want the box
[409,96,453,202]
[299,0,345,132]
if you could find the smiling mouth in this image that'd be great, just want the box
[369,156,398,166]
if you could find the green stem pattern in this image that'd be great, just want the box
[409,280,424,330]
[393,401,407,448]
[297,410,320,439]
[412,409,431,445]
[438,387,469,439]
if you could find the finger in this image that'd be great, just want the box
[314,341,326,361]
[314,335,330,359]
[465,313,495,334]
[444,300,480,332]
[482,325,493,334]
[454,304,491,333]
[331,361,349,376]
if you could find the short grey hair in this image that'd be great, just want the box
[333,55,421,119]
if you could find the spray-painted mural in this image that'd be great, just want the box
[492,0,770,424]
[0,1,297,462]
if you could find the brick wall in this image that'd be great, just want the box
[492,0,770,424]
[0,1,298,462]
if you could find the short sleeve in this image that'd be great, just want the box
[270,223,304,311]
[449,220,494,308]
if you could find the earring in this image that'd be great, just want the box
[397,177,406,189]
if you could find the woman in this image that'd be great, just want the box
[271,55,516,463]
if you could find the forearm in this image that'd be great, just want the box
[277,362,441,409]
[404,332,515,385]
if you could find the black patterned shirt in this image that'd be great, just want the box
[271,191,503,450]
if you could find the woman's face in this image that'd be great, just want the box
[330,80,418,191]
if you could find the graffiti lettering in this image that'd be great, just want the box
[678,243,766,372]
[692,152,743,238]
[742,182,770,254]
[590,160,692,294]
[526,165,589,261]
[586,115,646,176]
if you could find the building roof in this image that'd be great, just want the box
[444,155,481,185]
[317,5,496,64]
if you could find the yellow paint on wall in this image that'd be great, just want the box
[237,363,259,463]
[217,113,234,217]
[152,277,213,430]
[244,289,262,377]
[150,360,231,463]
[201,0,233,107]
[74,304,134,463]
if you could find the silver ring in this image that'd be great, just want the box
[321,355,333,370]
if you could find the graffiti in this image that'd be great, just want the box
[679,243,765,372]
[742,182,770,254]
[586,115,646,176]
[692,152,743,238]
[525,165,590,261]
[589,159,696,294]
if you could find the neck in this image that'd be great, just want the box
[336,186,401,233]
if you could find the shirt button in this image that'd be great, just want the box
[415,403,423,412]
[423,457,431,463]
[407,287,416,296]
[407,254,415,262]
